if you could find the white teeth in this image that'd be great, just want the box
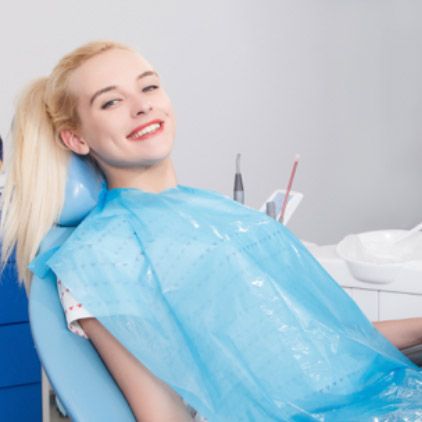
[131,123,161,138]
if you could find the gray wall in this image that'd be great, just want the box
[1,0,421,244]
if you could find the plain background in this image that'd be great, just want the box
[1,0,421,244]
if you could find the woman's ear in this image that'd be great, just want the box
[60,129,90,155]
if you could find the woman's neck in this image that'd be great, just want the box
[105,157,178,193]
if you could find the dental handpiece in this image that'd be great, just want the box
[265,201,276,219]
[234,153,245,204]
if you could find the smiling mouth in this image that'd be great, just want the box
[127,120,164,141]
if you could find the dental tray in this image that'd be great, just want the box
[260,189,303,225]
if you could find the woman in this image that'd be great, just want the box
[2,41,422,421]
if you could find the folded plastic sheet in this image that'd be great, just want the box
[32,186,422,421]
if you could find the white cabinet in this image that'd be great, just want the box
[346,288,379,321]
[379,292,422,320]
[308,244,422,321]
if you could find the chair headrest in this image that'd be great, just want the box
[58,155,105,227]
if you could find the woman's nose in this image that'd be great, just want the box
[132,97,152,117]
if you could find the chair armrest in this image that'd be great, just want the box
[402,344,422,367]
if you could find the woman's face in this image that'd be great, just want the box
[65,48,176,180]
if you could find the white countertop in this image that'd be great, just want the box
[306,243,422,295]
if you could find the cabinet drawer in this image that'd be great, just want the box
[353,289,378,321]
[379,292,422,320]
[344,288,378,321]
[0,323,41,388]
[0,382,41,421]
[0,256,29,325]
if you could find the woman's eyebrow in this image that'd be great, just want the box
[89,86,117,105]
[137,70,158,80]
[89,71,159,106]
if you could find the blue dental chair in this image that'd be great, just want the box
[29,155,135,421]
[28,155,422,422]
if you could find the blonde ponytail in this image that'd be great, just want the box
[1,78,69,291]
[1,40,132,292]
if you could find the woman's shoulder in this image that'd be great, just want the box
[52,198,135,259]
[177,185,233,203]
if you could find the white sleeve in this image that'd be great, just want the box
[57,279,92,339]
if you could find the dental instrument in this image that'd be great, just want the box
[233,153,244,204]
[279,154,300,224]
[265,201,276,219]
[260,190,304,225]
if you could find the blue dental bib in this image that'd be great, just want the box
[32,186,422,421]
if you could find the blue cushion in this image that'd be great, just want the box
[58,155,105,227]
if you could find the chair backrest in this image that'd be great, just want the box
[28,156,135,421]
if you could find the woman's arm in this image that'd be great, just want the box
[79,317,194,422]
[373,317,422,349]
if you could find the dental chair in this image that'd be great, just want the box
[29,156,421,422]
[29,155,135,421]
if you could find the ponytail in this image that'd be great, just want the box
[1,41,132,291]
[1,78,70,291]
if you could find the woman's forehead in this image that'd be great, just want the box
[68,49,155,99]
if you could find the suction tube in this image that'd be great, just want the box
[233,153,244,204]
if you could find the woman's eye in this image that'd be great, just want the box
[101,99,121,109]
[143,85,159,93]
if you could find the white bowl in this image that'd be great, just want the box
[336,230,422,284]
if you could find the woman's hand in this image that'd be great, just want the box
[373,317,422,349]
[79,317,195,422]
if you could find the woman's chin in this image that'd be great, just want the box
[137,153,173,168]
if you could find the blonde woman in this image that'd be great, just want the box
[2,41,422,421]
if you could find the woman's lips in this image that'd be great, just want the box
[127,119,164,141]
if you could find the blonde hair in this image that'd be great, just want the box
[1,40,131,291]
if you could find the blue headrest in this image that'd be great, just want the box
[58,155,105,227]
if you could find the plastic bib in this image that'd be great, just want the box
[32,186,422,421]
